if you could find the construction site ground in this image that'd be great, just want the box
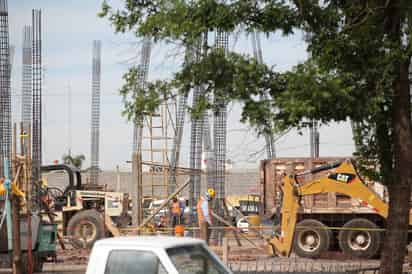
[32,237,389,274]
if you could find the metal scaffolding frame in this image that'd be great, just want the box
[90,40,101,185]
[22,25,32,133]
[32,9,42,182]
[142,100,176,198]
[0,0,11,176]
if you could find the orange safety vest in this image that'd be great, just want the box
[171,201,181,215]
[197,198,211,224]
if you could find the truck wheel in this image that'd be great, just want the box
[338,218,381,259]
[67,209,105,249]
[293,219,330,258]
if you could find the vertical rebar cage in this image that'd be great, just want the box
[0,0,11,176]
[22,25,32,133]
[251,31,276,159]
[132,37,152,154]
[90,40,101,185]
[32,9,42,182]
[188,39,205,222]
[213,30,228,212]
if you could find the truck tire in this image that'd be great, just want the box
[67,209,105,249]
[338,218,381,259]
[293,219,330,258]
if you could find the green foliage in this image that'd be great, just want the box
[100,0,412,185]
[62,154,85,169]
[101,2,412,272]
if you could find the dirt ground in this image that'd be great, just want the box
[36,241,384,274]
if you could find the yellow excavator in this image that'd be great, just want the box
[267,159,410,259]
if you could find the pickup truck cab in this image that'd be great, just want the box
[86,236,232,274]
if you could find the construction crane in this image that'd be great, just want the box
[251,31,276,159]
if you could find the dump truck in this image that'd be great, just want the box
[261,158,409,259]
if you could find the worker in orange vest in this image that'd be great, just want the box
[197,188,216,244]
[171,197,182,227]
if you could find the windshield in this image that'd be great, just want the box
[167,244,230,274]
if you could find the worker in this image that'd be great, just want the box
[0,178,5,196]
[171,197,182,227]
[178,198,186,225]
[197,188,215,244]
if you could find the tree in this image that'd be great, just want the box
[100,1,412,273]
[62,154,85,169]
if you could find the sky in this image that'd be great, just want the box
[8,0,355,171]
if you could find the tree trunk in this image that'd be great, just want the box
[380,56,412,273]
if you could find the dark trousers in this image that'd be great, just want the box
[172,215,181,226]
[199,222,211,244]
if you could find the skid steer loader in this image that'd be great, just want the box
[40,164,131,248]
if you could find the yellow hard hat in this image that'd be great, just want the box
[207,188,216,199]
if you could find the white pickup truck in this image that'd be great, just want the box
[86,236,232,274]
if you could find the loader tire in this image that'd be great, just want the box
[67,209,105,249]
[338,218,381,259]
[293,219,330,258]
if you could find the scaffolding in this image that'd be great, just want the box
[142,100,177,198]
[131,37,179,199]
[90,40,101,185]
[0,0,11,176]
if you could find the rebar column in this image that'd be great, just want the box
[203,114,215,190]
[309,120,319,158]
[168,94,187,194]
[251,31,276,159]
[132,37,152,154]
[90,40,101,185]
[21,26,32,133]
[213,30,228,216]
[32,9,42,182]
[188,38,205,228]
[130,37,151,225]
[0,0,11,176]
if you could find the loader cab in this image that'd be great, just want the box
[40,164,83,210]
[41,164,82,192]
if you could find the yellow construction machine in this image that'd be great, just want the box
[267,159,409,259]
